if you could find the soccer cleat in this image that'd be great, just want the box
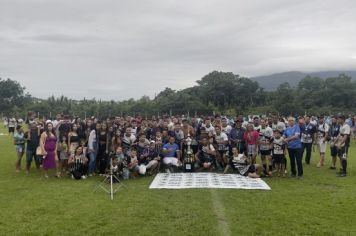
[337,173,347,177]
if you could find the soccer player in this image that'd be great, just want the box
[300,116,317,165]
[316,116,329,167]
[328,116,340,170]
[258,119,274,176]
[335,115,351,177]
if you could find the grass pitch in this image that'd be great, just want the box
[0,127,356,235]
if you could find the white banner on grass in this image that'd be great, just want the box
[149,173,271,190]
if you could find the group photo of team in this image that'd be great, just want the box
[2,0,356,235]
[5,112,352,181]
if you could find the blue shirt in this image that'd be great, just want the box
[14,132,25,147]
[283,125,302,149]
[300,123,317,143]
[162,143,179,157]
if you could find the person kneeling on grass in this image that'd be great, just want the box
[162,136,181,173]
[111,147,129,180]
[137,141,160,175]
[68,146,88,180]
[195,137,216,171]
[226,146,260,178]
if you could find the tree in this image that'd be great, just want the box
[0,78,31,115]
[272,82,300,116]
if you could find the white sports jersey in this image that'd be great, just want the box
[254,125,262,131]
[272,137,285,155]
[259,126,273,151]
[340,123,351,136]
[317,123,329,143]
[215,132,228,151]
[221,125,232,135]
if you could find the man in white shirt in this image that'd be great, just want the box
[258,119,274,176]
[123,127,136,145]
[201,118,216,135]
[51,114,62,129]
[215,126,229,170]
[316,116,329,167]
[8,117,16,135]
[221,117,232,135]
[253,117,261,131]
[336,115,351,177]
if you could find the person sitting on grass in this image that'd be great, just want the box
[162,136,181,173]
[138,141,160,175]
[195,137,216,171]
[111,146,129,180]
[226,146,260,178]
[127,148,139,177]
[68,146,88,180]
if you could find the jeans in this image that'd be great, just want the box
[26,149,40,168]
[302,142,312,164]
[288,148,303,177]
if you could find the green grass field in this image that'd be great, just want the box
[1,126,356,236]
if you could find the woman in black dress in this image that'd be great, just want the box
[97,122,109,174]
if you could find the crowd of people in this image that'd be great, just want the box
[3,112,353,180]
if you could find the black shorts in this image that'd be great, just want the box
[273,154,285,164]
[330,146,338,157]
[243,165,256,176]
[260,150,271,156]
[337,145,349,158]
[8,127,15,133]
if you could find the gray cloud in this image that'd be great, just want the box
[0,0,355,100]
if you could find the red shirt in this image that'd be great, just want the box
[243,131,259,145]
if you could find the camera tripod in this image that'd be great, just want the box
[93,158,127,200]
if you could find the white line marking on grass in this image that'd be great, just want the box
[210,189,231,236]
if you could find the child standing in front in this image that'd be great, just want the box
[272,130,286,177]
[58,136,69,177]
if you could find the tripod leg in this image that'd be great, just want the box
[111,174,113,200]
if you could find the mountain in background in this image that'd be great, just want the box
[251,70,356,90]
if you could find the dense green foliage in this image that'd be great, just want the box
[1,71,356,118]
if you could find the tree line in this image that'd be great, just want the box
[1,71,355,119]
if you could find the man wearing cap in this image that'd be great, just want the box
[229,118,246,154]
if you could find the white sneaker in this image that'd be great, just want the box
[81,175,87,179]
[71,174,74,179]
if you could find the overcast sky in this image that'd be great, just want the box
[1,0,356,100]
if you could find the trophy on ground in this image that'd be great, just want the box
[183,135,195,172]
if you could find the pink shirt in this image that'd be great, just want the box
[243,131,259,145]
